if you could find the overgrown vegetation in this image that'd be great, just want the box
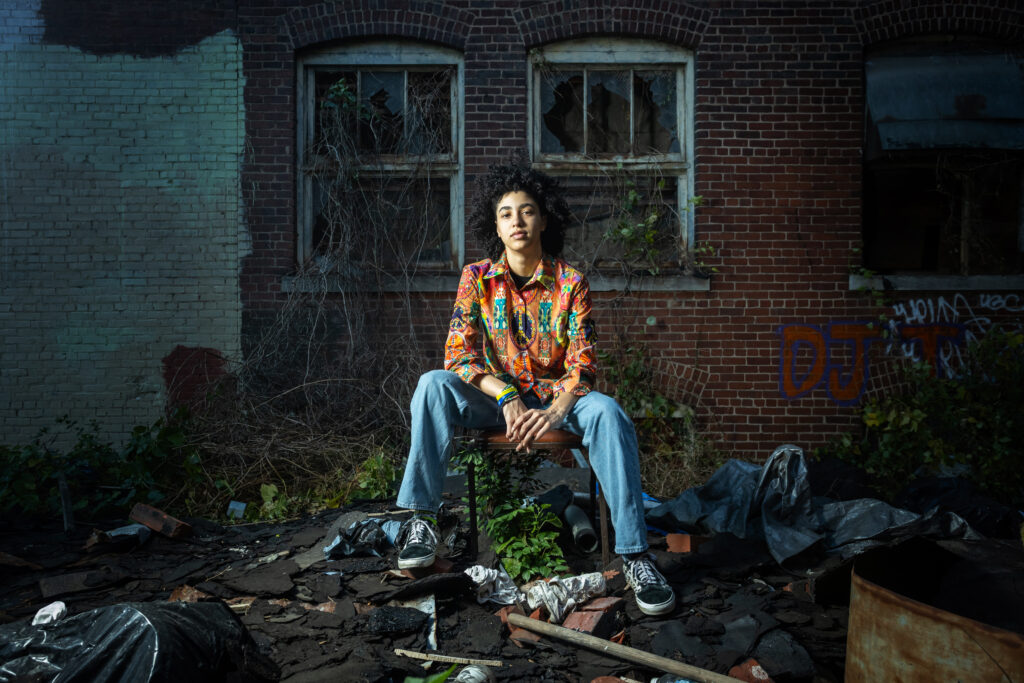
[818,327,1024,505]
[0,413,193,520]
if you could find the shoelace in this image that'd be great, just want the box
[628,556,662,586]
[404,518,437,546]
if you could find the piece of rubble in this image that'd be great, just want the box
[728,658,775,682]
[218,558,299,596]
[129,503,192,539]
[39,567,124,599]
[364,605,430,635]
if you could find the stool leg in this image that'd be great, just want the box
[598,491,610,568]
[586,452,611,568]
[468,459,478,558]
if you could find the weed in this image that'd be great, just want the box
[352,452,397,501]
[485,502,569,583]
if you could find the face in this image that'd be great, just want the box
[495,190,547,258]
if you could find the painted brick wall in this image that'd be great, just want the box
[3,0,1023,462]
[0,4,246,444]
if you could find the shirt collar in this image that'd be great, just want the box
[483,253,557,292]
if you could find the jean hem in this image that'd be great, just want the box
[614,544,649,555]
[395,500,438,514]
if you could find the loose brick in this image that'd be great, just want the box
[728,658,775,682]
[129,503,192,539]
[562,609,618,640]
[666,533,709,554]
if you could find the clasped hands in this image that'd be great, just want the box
[501,398,566,453]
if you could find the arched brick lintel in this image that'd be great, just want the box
[853,0,1024,46]
[280,1,475,51]
[513,0,712,51]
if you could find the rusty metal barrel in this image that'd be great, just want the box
[846,567,1024,682]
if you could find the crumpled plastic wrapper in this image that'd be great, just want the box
[463,565,522,606]
[526,572,606,623]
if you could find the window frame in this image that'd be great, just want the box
[295,41,465,271]
[527,38,697,256]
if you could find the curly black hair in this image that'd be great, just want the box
[467,162,572,261]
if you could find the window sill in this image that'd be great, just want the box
[283,271,712,293]
[849,273,1024,292]
[283,273,462,293]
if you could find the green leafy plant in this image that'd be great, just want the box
[485,502,569,583]
[818,327,1024,504]
[353,451,397,500]
[402,665,457,683]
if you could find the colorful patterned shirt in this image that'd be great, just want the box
[444,254,597,403]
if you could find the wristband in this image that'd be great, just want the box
[496,385,519,407]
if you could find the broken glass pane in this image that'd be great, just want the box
[587,70,631,155]
[359,71,404,154]
[541,70,584,153]
[634,70,678,154]
[407,69,452,155]
[313,70,358,157]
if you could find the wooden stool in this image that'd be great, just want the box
[466,428,611,568]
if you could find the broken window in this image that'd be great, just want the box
[864,39,1024,276]
[298,43,463,273]
[531,39,694,273]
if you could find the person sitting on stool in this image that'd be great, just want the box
[394,162,675,617]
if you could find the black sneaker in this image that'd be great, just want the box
[396,516,439,569]
[624,553,676,616]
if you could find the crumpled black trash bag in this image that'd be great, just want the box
[323,519,394,559]
[646,444,983,565]
[0,600,279,682]
[894,475,1019,538]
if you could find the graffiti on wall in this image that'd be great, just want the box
[778,293,1023,404]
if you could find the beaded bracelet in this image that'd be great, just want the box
[496,385,519,407]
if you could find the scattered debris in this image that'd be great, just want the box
[2,458,1020,682]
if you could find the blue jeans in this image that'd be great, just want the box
[396,369,649,554]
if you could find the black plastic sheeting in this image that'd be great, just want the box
[646,445,983,566]
[0,600,279,682]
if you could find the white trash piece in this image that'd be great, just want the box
[32,601,67,626]
[525,571,606,623]
[463,565,522,605]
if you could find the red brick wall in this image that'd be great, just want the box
[238,0,1024,461]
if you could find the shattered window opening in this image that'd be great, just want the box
[298,43,463,273]
[863,38,1024,276]
[530,39,694,273]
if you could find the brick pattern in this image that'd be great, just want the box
[513,0,712,49]
[0,0,44,48]
[1,28,244,444]
[4,0,1023,461]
